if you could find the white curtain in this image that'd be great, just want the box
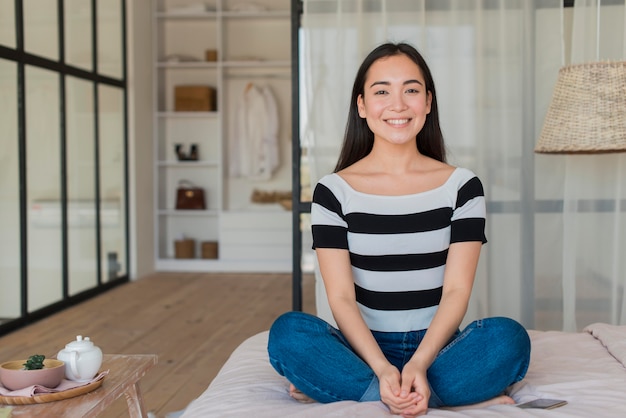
[299,0,626,331]
[554,0,626,331]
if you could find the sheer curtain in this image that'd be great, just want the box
[300,0,626,331]
[551,0,626,331]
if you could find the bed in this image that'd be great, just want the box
[180,322,626,417]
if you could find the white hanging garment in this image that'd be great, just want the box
[229,83,279,180]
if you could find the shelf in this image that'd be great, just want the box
[157,160,220,168]
[153,0,292,272]
[157,61,290,69]
[221,11,290,19]
[156,11,218,19]
[156,10,289,19]
[157,209,219,217]
[223,60,291,68]
[156,61,219,69]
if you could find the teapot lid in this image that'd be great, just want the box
[65,335,96,350]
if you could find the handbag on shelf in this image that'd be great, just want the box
[175,180,206,210]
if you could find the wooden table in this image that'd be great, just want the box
[5,354,158,418]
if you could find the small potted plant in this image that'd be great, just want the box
[23,354,46,370]
[0,354,65,391]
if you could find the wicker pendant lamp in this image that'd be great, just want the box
[535,61,626,154]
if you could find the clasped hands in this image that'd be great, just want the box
[379,362,430,417]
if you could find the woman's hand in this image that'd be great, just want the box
[378,364,424,416]
[396,361,431,417]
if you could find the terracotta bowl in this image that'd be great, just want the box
[0,359,65,391]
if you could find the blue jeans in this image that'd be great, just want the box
[267,311,530,407]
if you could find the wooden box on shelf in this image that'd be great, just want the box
[201,241,219,259]
[174,239,195,259]
[205,49,218,62]
[174,86,217,111]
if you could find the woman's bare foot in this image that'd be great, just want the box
[289,383,316,403]
[443,395,515,411]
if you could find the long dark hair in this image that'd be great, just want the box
[334,42,446,172]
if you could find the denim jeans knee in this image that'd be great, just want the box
[427,316,530,407]
[267,311,380,403]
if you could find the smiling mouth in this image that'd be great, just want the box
[386,118,410,125]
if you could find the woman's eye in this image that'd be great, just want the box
[406,88,419,94]
[374,90,388,95]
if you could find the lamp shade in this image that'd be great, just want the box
[535,61,626,153]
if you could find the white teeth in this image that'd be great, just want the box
[387,119,409,125]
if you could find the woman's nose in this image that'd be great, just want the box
[389,92,408,111]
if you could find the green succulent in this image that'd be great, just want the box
[23,354,46,370]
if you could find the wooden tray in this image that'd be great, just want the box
[0,377,104,405]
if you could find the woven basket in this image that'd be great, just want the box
[535,61,626,154]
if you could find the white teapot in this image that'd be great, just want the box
[57,335,103,382]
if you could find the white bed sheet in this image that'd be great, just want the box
[181,323,626,417]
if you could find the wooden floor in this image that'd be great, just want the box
[0,272,316,417]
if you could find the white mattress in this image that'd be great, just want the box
[181,323,626,417]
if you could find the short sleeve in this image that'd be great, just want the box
[450,176,487,244]
[311,182,349,249]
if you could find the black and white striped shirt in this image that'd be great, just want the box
[311,167,487,332]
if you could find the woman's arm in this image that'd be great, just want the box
[316,247,421,411]
[410,240,481,369]
[398,241,482,416]
[316,247,390,374]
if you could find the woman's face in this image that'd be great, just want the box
[357,53,432,147]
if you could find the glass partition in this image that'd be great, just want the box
[64,0,92,70]
[23,0,58,61]
[97,1,123,79]
[0,0,16,48]
[0,59,20,323]
[99,84,127,281]
[0,0,127,335]
[25,65,63,312]
[66,76,97,296]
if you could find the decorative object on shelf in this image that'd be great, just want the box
[250,189,292,204]
[175,144,184,160]
[201,241,219,259]
[175,144,199,161]
[205,49,218,62]
[175,238,195,259]
[174,85,217,112]
[56,336,103,382]
[278,199,292,211]
[189,144,198,161]
[175,180,206,210]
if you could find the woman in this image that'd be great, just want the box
[268,42,530,417]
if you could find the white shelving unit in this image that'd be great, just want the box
[153,0,292,272]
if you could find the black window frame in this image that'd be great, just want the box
[0,0,129,336]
